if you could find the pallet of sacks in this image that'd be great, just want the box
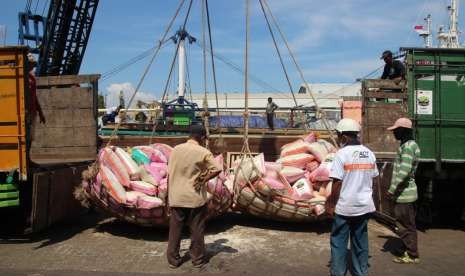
[232,132,336,222]
[81,144,233,227]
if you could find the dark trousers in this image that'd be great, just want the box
[330,214,370,276]
[267,113,274,130]
[394,202,419,258]
[167,205,208,266]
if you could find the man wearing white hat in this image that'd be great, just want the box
[327,118,379,276]
[387,117,421,264]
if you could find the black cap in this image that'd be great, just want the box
[380,50,393,59]
[190,124,206,137]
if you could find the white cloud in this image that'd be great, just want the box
[104,82,157,108]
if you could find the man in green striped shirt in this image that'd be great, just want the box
[387,117,421,264]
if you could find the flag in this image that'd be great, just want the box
[414,25,424,30]
[415,25,427,35]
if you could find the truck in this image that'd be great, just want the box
[362,47,465,225]
[0,46,99,233]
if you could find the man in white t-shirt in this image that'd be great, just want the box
[326,118,379,276]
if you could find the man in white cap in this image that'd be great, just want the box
[387,117,421,264]
[327,118,379,276]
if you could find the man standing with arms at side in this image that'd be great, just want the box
[326,118,379,276]
[27,53,46,148]
[166,124,222,269]
[266,97,278,130]
[387,117,421,264]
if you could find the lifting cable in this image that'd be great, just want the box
[201,0,211,149]
[149,0,195,144]
[262,0,338,146]
[205,0,222,137]
[106,0,187,146]
[258,0,308,130]
[242,0,251,154]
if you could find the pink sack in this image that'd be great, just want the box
[314,204,325,216]
[139,165,159,186]
[277,153,315,169]
[280,140,310,157]
[264,161,282,172]
[158,178,168,200]
[130,181,157,196]
[301,132,317,143]
[134,146,168,163]
[309,139,336,162]
[265,169,278,179]
[306,160,320,172]
[144,164,165,182]
[151,143,173,159]
[92,173,103,194]
[114,147,140,179]
[137,195,164,209]
[100,165,126,204]
[262,176,287,190]
[280,166,306,183]
[291,178,313,200]
[126,191,145,206]
[234,153,266,184]
[214,154,224,170]
[99,147,131,187]
[309,166,331,183]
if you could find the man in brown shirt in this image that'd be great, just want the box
[167,124,222,268]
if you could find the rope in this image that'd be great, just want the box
[205,0,222,135]
[105,0,187,146]
[262,0,337,146]
[201,0,211,149]
[258,0,309,131]
[243,0,251,153]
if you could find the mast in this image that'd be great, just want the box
[178,37,186,99]
[438,0,461,48]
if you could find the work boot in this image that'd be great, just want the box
[392,252,420,264]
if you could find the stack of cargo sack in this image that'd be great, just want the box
[232,132,336,222]
[81,144,233,227]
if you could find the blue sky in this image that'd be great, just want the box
[1,0,462,106]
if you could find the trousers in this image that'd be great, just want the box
[166,205,208,266]
[394,202,419,258]
[330,213,370,276]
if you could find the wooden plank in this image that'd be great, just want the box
[48,166,86,226]
[31,172,50,233]
[363,79,406,89]
[36,74,100,86]
[37,87,93,109]
[30,146,96,162]
[364,92,408,99]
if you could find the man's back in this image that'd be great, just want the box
[381,60,405,80]
[168,140,221,208]
[330,144,379,216]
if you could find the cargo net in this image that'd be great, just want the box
[232,132,335,222]
[80,143,233,227]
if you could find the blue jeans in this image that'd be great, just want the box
[330,213,370,276]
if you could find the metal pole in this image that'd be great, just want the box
[178,38,186,98]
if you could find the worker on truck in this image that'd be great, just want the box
[266,97,278,130]
[380,50,405,83]
[387,118,421,264]
[166,124,222,269]
[326,118,379,276]
[27,53,46,145]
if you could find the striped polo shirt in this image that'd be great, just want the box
[388,140,421,203]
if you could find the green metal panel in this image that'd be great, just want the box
[0,182,19,207]
[404,47,465,163]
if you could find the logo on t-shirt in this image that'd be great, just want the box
[352,151,369,159]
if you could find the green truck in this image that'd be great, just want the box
[362,47,465,225]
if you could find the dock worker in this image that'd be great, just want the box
[166,124,222,269]
[27,53,46,146]
[380,50,405,83]
[387,118,421,264]
[326,118,379,276]
[266,97,278,130]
